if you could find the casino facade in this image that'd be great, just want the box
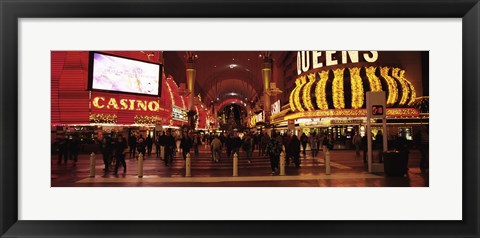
[51,50,428,147]
[51,51,214,143]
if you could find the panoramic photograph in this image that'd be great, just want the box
[51,50,429,187]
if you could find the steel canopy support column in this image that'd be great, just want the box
[262,54,272,134]
[186,62,196,111]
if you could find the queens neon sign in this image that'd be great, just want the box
[297,51,378,75]
[92,97,160,112]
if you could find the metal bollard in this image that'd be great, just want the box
[138,153,144,178]
[186,153,191,177]
[233,153,238,177]
[279,151,286,176]
[89,152,95,178]
[325,149,331,175]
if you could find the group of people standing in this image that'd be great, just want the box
[99,135,127,175]
[299,131,333,159]
[209,133,255,163]
[55,136,79,166]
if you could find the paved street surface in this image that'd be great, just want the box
[52,147,428,187]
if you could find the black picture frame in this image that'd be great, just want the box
[1,0,478,237]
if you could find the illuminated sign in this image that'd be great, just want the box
[331,119,364,125]
[256,112,264,122]
[297,51,379,75]
[371,105,384,116]
[92,97,160,112]
[366,91,386,119]
[172,106,187,121]
[271,100,281,116]
[250,115,256,127]
[91,52,161,96]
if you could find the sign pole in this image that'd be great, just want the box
[367,115,372,173]
[366,91,386,173]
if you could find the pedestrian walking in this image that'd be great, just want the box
[137,134,146,158]
[352,131,362,160]
[288,134,301,168]
[164,130,176,166]
[211,135,222,162]
[180,132,192,160]
[146,134,153,156]
[128,134,137,159]
[114,135,127,175]
[266,132,283,175]
[300,133,308,157]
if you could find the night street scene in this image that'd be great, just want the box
[51,51,429,187]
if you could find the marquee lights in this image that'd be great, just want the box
[293,76,306,112]
[332,68,345,109]
[302,73,316,111]
[365,66,382,92]
[89,113,117,124]
[134,115,158,125]
[165,77,176,107]
[288,66,417,112]
[284,108,419,120]
[380,67,398,106]
[400,70,417,106]
[392,68,410,106]
[289,82,297,111]
[180,96,186,110]
[349,67,364,109]
[315,70,329,110]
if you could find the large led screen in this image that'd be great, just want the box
[91,52,161,96]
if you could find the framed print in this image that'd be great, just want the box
[1,0,479,237]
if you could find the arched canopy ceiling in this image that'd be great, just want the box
[217,98,247,112]
[206,78,258,104]
[164,51,268,104]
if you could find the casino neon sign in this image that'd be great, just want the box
[297,51,378,75]
[92,96,160,112]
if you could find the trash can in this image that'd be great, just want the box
[383,150,408,176]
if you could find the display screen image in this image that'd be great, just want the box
[91,52,161,96]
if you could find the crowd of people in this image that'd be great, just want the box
[55,136,80,166]
[53,125,429,175]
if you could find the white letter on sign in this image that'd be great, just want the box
[364,51,379,62]
[312,51,323,69]
[325,51,338,66]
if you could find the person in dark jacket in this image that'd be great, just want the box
[164,130,176,166]
[146,134,153,156]
[180,132,192,160]
[259,132,270,156]
[283,133,291,165]
[137,134,146,158]
[114,135,128,175]
[56,137,69,165]
[300,133,308,157]
[225,134,233,158]
[155,132,164,159]
[266,132,283,174]
[231,134,242,157]
[288,134,301,168]
[361,135,368,164]
[193,134,201,156]
[243,134,253,163]
[128,134,137,159]
[100,136,113,172]
[69,136,79,167]
[375,130,384,163]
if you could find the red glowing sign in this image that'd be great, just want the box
[372,105,384,116]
